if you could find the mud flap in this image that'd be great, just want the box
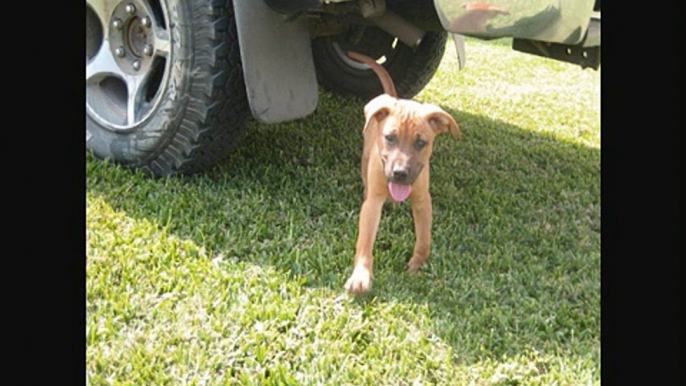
[233,1,318,124]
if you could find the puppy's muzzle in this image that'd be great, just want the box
[392,166,409,183]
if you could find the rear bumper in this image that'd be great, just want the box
[433,0,596,45]
[511,11,600,70]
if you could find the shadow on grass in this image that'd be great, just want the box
[87,91,600,365]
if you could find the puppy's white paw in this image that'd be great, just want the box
[344,267,372,294]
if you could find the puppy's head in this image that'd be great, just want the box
[363,94,461,202]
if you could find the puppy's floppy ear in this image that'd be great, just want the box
[363,94,396,134]
[422,104,461,139]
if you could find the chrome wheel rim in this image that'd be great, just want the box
[86,0,172,131]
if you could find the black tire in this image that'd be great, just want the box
[86,0,249,177]
[311,26,447,100]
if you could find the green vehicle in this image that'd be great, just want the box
[86,0,600,176]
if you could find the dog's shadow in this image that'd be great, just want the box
[87,91,600,364]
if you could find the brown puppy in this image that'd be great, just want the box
[345,51,461,294]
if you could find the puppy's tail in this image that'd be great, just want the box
[347,51,397,98]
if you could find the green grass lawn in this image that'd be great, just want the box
[87,37,600,385]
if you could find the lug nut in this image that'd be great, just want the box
[113,18,123,30]
[143,45,154,56]
[132,60,141,71]
[115,47,126,57]
[125,4,136,14]
[141,16,151,28]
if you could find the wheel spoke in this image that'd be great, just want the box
[85,0,120,38]
[154,28,171,58]
[124,73,147,125]
[86,41,122,82]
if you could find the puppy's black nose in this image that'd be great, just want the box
[393,168,408,181]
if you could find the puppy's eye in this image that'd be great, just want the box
[385,134,397,145]
[415,139,427,150]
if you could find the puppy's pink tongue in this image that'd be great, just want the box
[388,182,412,202]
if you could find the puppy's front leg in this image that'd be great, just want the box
[345,196,384,294]
[408,192,432,274]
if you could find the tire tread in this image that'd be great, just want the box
[139,0,249,176]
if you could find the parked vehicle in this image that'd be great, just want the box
[86,0,600,176]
